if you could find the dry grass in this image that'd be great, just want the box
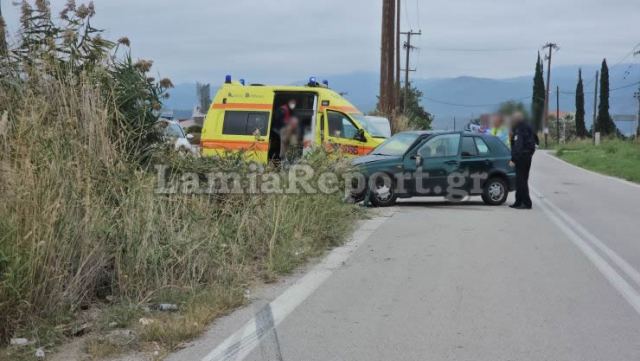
[0,74,359,359]
[1,2,359,358]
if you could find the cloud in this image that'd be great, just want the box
[3,0,638,84]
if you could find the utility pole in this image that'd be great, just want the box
[592,71,599,144]
[401,29,421,113]
[634,89,640,140]
[379,0,396,125]
[541,42,559,148]
[395,0,401,115]
[388,0,396,114]
[634,50,640,141]
[556,86,560,144]
[453,116,457,131]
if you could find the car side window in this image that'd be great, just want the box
[222,111,269,136]
[327,110,358,139]
[474,137,491,155]
[418,134,461,158]
[461,137,478,157]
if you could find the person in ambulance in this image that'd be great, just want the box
[272,99,300,161]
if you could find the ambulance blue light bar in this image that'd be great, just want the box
[225,75,232,84]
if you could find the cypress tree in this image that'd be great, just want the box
[596,59,616,135]
[575,69,587,137]
[0,15,7,57]
[531,53,545,133]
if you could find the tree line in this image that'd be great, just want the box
[531,55,620,138]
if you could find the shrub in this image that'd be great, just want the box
[0,1,357,347]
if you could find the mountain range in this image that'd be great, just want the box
[164,64,639,130]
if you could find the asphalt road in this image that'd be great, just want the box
[169,151,640,361]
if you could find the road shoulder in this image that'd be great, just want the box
[165,209,395,361]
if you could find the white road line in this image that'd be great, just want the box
[532,187,640,315]
[533,189,640,288]
[541,151,640,190]
[200,214,392,361]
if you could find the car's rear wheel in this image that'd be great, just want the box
[481,177,508,205]
[369,176,397,207]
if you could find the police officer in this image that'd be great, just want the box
[509,111,536,210]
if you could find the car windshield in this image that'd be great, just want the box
[371,132,420,156]
[164,123,185,138]
[351,114,387,138]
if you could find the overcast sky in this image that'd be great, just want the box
[2,0,638,84]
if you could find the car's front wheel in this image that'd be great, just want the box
[369,176,397,207]
[481,177,508,206]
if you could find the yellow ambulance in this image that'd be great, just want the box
[200,76,386,163]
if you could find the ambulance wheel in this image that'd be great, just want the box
[482,177,508,206]
[369,175,397,207]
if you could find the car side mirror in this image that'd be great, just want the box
[355,128,366,142]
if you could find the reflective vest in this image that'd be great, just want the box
[490,126,511,148]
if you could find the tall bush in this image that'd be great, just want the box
[0,1,356,346]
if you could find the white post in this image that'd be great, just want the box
[595,132,601,146]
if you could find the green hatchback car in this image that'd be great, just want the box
[351,131,516,207]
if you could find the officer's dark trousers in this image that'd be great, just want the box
[515,156,533,208]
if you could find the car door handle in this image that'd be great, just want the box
[445,160,459,165]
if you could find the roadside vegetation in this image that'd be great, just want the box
[556,139,640,183]
[373,84,433,133]
[0,2,358,360]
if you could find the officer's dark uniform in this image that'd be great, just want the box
[510,121,536,209]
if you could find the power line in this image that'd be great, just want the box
[403,0,412,31]
[422,95,532,108]
[582,43,640,89]
[415,0,421,30]
[425,80,640,110]
[607,81,640,92]
[559,80,640,95]
[421,79,640,109]
[622,63,635,80]
[426,47,529,53]
[414,46,422,77]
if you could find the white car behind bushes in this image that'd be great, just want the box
[155,119,198,155]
